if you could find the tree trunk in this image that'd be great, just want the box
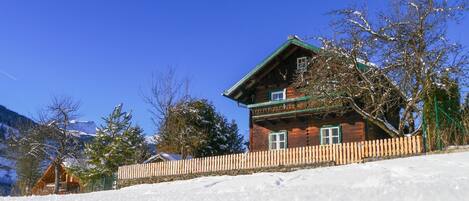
[53,162,61,194]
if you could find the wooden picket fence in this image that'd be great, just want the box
[118,135,422,180]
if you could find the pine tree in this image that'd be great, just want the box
[83,104,150,179]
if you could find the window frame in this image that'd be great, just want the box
[270,89,286,101]
[296,56,309,72]
[320,125,342,145]
[269,131,287,150]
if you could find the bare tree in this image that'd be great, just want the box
[16,96,82,194]
[295,0,468,137]
[143,67,190,130]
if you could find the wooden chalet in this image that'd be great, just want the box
[223,36,396,152]
[31,162,82,195]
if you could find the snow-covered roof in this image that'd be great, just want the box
[143,153,192,164]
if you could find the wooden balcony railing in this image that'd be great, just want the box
[249,96,343,117]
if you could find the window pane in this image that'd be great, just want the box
[271,134,277,142]
[271,91,285,101]
[270,142,277,150]
[332,137,339,144]
[325,138,330,144]
[279,142,285,149]
[323,129,330,137]
[332,128,339,137]
[279,133,285,141]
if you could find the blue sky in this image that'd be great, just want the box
[0,1,467,138]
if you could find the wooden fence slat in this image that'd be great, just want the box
[384,139,389,157]
[416,136,422,153]
[339,144,343,165]
[378,140,383,157]
[353,142,357,163]
[404,137,408,155]
[358,142,363,163]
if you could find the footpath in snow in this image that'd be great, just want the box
[3,152,469,201]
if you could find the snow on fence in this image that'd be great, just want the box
[118,136,422,180]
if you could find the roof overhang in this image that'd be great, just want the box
[222,37,408,106]
[222,37,320,104]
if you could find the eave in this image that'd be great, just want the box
[247,96,311,109]
[222,37,320,104]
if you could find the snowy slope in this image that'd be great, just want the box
[4,151,469,201]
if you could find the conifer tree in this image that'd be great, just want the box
[83,104,150,179]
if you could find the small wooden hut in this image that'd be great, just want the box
[31,162,82,195]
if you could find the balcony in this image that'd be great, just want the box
[248,96,345,121]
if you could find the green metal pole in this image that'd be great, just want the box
[422,110,428,152]
[434,96,441,150]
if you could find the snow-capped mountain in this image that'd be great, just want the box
[67,120,97,136]
[67,120,98,145]
[0,105,99,195]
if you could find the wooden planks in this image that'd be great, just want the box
[118,136,423,180]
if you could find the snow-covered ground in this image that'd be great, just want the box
[3,152,469,201]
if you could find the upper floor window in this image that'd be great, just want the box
[269,131,287,150]
[296,57,309,73]
[271,89,286,101]
[320,126,341,145]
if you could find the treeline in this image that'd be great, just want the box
[5,69,245,195]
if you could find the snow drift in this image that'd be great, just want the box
[3,152,469,201]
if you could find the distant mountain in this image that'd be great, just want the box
[68,120,97,136]
[67,120,97,145]
[0,105,99,196]
[0,105,35,196]
[0,105,35,129]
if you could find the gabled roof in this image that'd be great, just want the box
[222,37,320,103]
[32,161,82,195]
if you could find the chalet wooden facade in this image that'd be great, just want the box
[223,36,392,152]
[31,162,82,195]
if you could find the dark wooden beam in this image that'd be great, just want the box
[255,46,299,82]
[267,119,277,125]
[280,118,290,124]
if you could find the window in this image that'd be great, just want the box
[271,89,286,101]
[320,126,341,145]
[296,57,309,73]
[269,131,287,150]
